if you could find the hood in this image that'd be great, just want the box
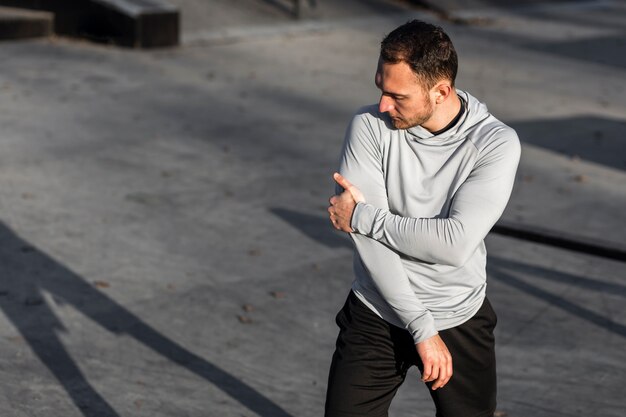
[405,90,491,146]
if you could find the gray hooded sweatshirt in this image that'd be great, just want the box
[338,90,521,343]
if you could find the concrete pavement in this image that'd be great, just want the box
[0,1,624,416]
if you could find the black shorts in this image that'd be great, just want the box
[325,291,497,417]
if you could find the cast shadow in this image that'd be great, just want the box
[0,222,293,417]
[512,115,626,171]
[522,34,626,70]
[270,208,626,339]
[259,0,412,17]
[488,256,626,338]
[270,207,351,249]
[490,256,626,297]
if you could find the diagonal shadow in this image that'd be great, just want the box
[488,265,626,338]
[511,116,626,172]
[0,292,120,415]
[0,221,293,417]
[522,34,626,71]
[259,0,299,16]
[259,0,410,17]
[270,208,626,339]
[270,207,351,249]
[490,256,626,297]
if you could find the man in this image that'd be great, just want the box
[325,20,520,417]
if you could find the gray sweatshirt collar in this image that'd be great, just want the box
[405,90,491,145]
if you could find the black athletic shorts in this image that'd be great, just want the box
[325,291,497,417]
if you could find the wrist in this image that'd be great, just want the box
[350,201,364,232]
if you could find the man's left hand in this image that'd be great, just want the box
[328,173,364,233]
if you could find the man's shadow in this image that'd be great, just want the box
[0,221,293,417]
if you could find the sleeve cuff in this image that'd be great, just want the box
[351,202,378,235]
[407,312,438,344]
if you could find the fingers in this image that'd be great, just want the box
[431,364,451,390]
[430,366,440,385]
[430,352,452,390]
[421,362,433,383]
[422,358,451,389]
[333,172,352,190]
[328,173,358,233]
[327,206,338,224]
[329,191,352,206]
[416,335,453,391]
[327,204,344,231]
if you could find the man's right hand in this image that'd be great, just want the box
[416,334,453,390]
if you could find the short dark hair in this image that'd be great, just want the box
[380,20,458,88]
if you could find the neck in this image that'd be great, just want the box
[422,92,462,133]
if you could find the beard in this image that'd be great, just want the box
[390,95,434,130]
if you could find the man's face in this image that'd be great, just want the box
[375,59,434,130]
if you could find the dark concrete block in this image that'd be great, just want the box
[0,0,179,48]
[0,6,53,40]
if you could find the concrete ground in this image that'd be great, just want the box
[0,0,624,416]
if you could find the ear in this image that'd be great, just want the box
[432,82,453,105]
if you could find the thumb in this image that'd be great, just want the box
[333,172,352,190]
[333,172,365,203]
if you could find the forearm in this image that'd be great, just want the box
[337,111,438,342]
[351,137,521,266]
[351,233,437,343]
[351,203,482,267]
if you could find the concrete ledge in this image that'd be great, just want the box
[0,0,179,48]
[0,6,52,40]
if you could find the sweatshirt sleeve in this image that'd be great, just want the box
[351,128,521,267]
[339,110,437,343]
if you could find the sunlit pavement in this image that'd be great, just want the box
[0,1,624,416]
